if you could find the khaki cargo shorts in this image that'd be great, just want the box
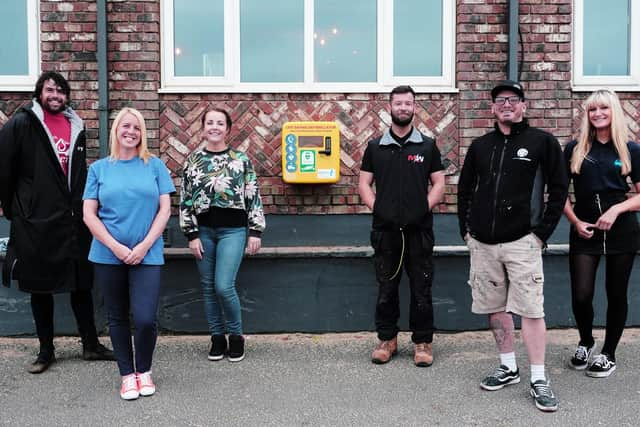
[467,233,545,318]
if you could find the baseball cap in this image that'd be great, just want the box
[491,80,525,101]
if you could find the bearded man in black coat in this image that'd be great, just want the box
[0,71,114,373]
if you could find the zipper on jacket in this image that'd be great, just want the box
[595,193,606,255]
[490,138,508,238]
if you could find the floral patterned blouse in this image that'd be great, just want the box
[180,148,266,238]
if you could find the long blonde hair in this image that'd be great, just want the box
[571,89,631,175]
[109,107,152,163]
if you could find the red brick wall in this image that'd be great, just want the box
[159,94,459,214]
[2,0,640,215]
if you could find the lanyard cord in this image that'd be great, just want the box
[386,229,405,281]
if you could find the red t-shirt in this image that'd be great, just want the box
[43,110,72,175]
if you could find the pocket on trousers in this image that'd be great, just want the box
[370,230,383,252]
[468,272,507,307]
[420,229,434,255]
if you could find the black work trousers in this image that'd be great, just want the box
[371,228,435,344]
[30,289,99,354]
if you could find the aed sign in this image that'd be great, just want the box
[281,121,340,184]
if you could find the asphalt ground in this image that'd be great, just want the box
[1,329,639,427]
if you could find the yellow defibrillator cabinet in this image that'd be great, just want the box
[281,121,340,184]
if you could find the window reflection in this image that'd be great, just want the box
[583,0,630,76]
[0,0,28,75]
[174,0,224,77]
[394,0,442,76]
[314,0,377,82]
[241,0,303,82]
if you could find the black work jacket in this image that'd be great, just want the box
[457,119,568,244]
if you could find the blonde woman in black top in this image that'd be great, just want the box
[563,89,640,377]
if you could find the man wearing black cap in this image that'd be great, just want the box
[457,80,568,412]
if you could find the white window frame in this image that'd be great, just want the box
[0,0,40,92]
[161,0,456,93]
[573,0,640,91]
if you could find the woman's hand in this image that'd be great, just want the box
[575,220,595,239]
[189,238,204,260]
[595,205,620,231]
[246,236,261,255]
[111,242,132,262]
[124,242,151,265]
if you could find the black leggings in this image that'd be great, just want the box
[569,252,636,361]
[30,290,99,353]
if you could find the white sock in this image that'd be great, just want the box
[499,352,517,372]
[530,364,546,383]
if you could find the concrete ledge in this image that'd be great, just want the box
[0,243,573,262]
[165,243,571,259]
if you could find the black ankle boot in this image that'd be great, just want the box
[228,335,245,362]
[28,348,56,374]
[82,342,116,361]
[208,335,227,361]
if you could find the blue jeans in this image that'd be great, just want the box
[94,264,161,376]
[196,226,247,336]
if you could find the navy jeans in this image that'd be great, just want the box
[94,264,161,376]
[196,226,247,336]
[370,228,435,344]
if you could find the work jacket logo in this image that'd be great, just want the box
[513,148,531,162]
[407,154,424,163]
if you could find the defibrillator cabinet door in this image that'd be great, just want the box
[282,121,340,184]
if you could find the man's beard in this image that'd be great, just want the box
[40,99,66,114]
[391,111,413,127]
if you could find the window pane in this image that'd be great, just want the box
[314,0,377,82]
[241,0,303,82]
[394,0,442,76]
[0,0,29,75]
[174,0,224,76]
[583,0,630,76]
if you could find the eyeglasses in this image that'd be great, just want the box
[494,96,522,105]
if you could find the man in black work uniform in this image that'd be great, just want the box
[359,85,445,367]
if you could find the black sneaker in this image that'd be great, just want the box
[530,379,559,412]
[28,350,56,374]
[208,335,227,361]
[480,365,520,391]
[228,335,245,362]
[82,342,116,361]
[586,353,616,378]
[569,342,595,370]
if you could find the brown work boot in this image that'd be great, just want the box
[414,342,433,367]
[371,337,398,364]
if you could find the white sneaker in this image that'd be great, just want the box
[120,374,139,400]
[137,371,156,396]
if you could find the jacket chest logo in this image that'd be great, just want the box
[407,154,424,163]
[513,148,531,162]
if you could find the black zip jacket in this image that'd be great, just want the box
[457,119,568,244]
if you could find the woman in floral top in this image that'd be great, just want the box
[180,107,265,362]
